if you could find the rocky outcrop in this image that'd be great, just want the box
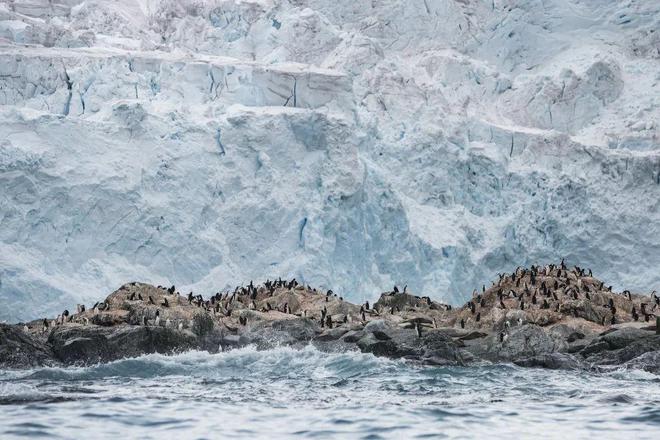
[0,324,54,368]
[1,265,659,372]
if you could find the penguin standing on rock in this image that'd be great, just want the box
[415,321,422,338]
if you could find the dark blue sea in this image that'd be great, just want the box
[1,346,659,439]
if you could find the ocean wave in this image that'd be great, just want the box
[20,345,406,382]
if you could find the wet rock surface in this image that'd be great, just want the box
[2,264,659,372]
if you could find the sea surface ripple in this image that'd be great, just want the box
[1,345,659,439]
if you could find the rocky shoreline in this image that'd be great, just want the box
[2,263,659,373]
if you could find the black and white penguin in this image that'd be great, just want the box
[415,321,422,338]
[460,318,465,329]
[154,310,161,326]
[161,298,169,308]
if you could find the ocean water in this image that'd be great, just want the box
[0,346,658,439]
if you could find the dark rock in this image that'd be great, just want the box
[48,325,199,364]
[314,328,348,341]
[48,327,110,364]
[420,331,464,366]
[514,353,582,370]
[622,351,660,374]
[0,324,56,368]
[356,333,400,357]
[459,331,488,341]
[191,313,215,338]
[341,330,364,343]
[498,324,555,361]
[600,327,654,350]
[579,340,609,356]
[372,330,392,341]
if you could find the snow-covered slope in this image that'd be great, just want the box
[1,0,659,321]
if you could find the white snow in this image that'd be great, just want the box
[0,0,659,321]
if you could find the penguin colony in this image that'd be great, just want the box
[21,261,659,340]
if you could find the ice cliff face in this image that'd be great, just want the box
[1,0,659,321]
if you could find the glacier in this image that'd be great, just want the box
[0,0,659,322]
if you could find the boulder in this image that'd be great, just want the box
[622,351,660,374]
[514,353,582,370]
[0,324,56,368]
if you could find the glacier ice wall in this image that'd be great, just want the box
[1,0,659,321]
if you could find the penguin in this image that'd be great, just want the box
[517,318,523,326]
[476,312,481,322]
[460,318,465,329]
[499,332,505,343]
[365,301,370,310]
[149,296,155,305]
[142,315,148,326]
[154,310,161,326]
[178,321,184,331]
[504,320,510,330]
[128,292,136,301]
[632,306,639,321]
[161,298,169,308]
[415,321,422,338]
[403,285,408,294]
[343,315,348,324]
[325,315,333,329]
[361,310,366,322]
[393,286,399,294]
[165,318,171,328]
[470,302,476,314]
